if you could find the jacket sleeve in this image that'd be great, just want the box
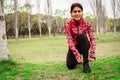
[65,24,81,59]
[87,23,96,59]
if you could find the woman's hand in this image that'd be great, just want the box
[88,58,95,62]
[77,57,83,63]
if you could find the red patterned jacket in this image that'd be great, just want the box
[65,19,96,59]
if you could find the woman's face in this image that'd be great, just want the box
[71,6,83,21]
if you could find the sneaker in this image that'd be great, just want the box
[83,63,91,73]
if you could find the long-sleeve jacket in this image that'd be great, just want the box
[65,19,96,59]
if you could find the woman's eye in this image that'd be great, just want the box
[73,11,77,13]
[78,10,81,13]
[73,10,81,13]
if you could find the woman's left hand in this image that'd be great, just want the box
[77,57,83,63]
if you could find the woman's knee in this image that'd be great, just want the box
[78,34,90,50]
[66,63,76,69]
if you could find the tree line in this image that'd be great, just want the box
[4,0,70,39]
[6,11,69,38]
[5,11,120,38]
[4,0,120,39]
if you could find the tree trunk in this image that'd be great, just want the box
[37,0,41,37]
[48,26,52,37]
[14,0,18,40]
[48,16,52,37]
[28,12,31,39]
[15,10,18,40]
[113,18,116,37]
[96,17,99,38]
[45,0,52,37]
[0,0,9,60]
[113,1,116,37]
[38,16,41,37]
[26,0,31,39]
[111,0,117,37]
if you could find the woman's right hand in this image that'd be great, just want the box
[76,57,83,63]
[88,58,95,62]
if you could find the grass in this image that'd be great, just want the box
[0,33,120,80]
[8,36,67,63]
[0,56,120,80]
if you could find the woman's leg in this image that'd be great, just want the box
[77,34,90,64]
[77,34,91,73]
[66,49,77,69]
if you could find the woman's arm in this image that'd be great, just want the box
[87,23,96,60]
[65,23,81,59]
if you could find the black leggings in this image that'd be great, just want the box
[66,34,90,69]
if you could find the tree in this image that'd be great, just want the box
[89,0,106,38]
[14,0,19,40]
[54,9,67,34]
[36,0,41,37]
[45,0,52,37]
[26,0,32,39]
[3,0,19,39]
[19,12,28,38]
[3,0,14,13]
[117,0,120,17]
[0,0,9,60]
[85,14,96,30]
[111,0,118,37]
[111,0,117,36]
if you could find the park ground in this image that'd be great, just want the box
[0,33,120,80]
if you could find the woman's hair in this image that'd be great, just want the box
[70,3,83,13]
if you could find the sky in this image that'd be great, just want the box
[21,0,112,18]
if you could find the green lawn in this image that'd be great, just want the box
[0,33,120,80]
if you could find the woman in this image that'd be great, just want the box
[65,3,96,73]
